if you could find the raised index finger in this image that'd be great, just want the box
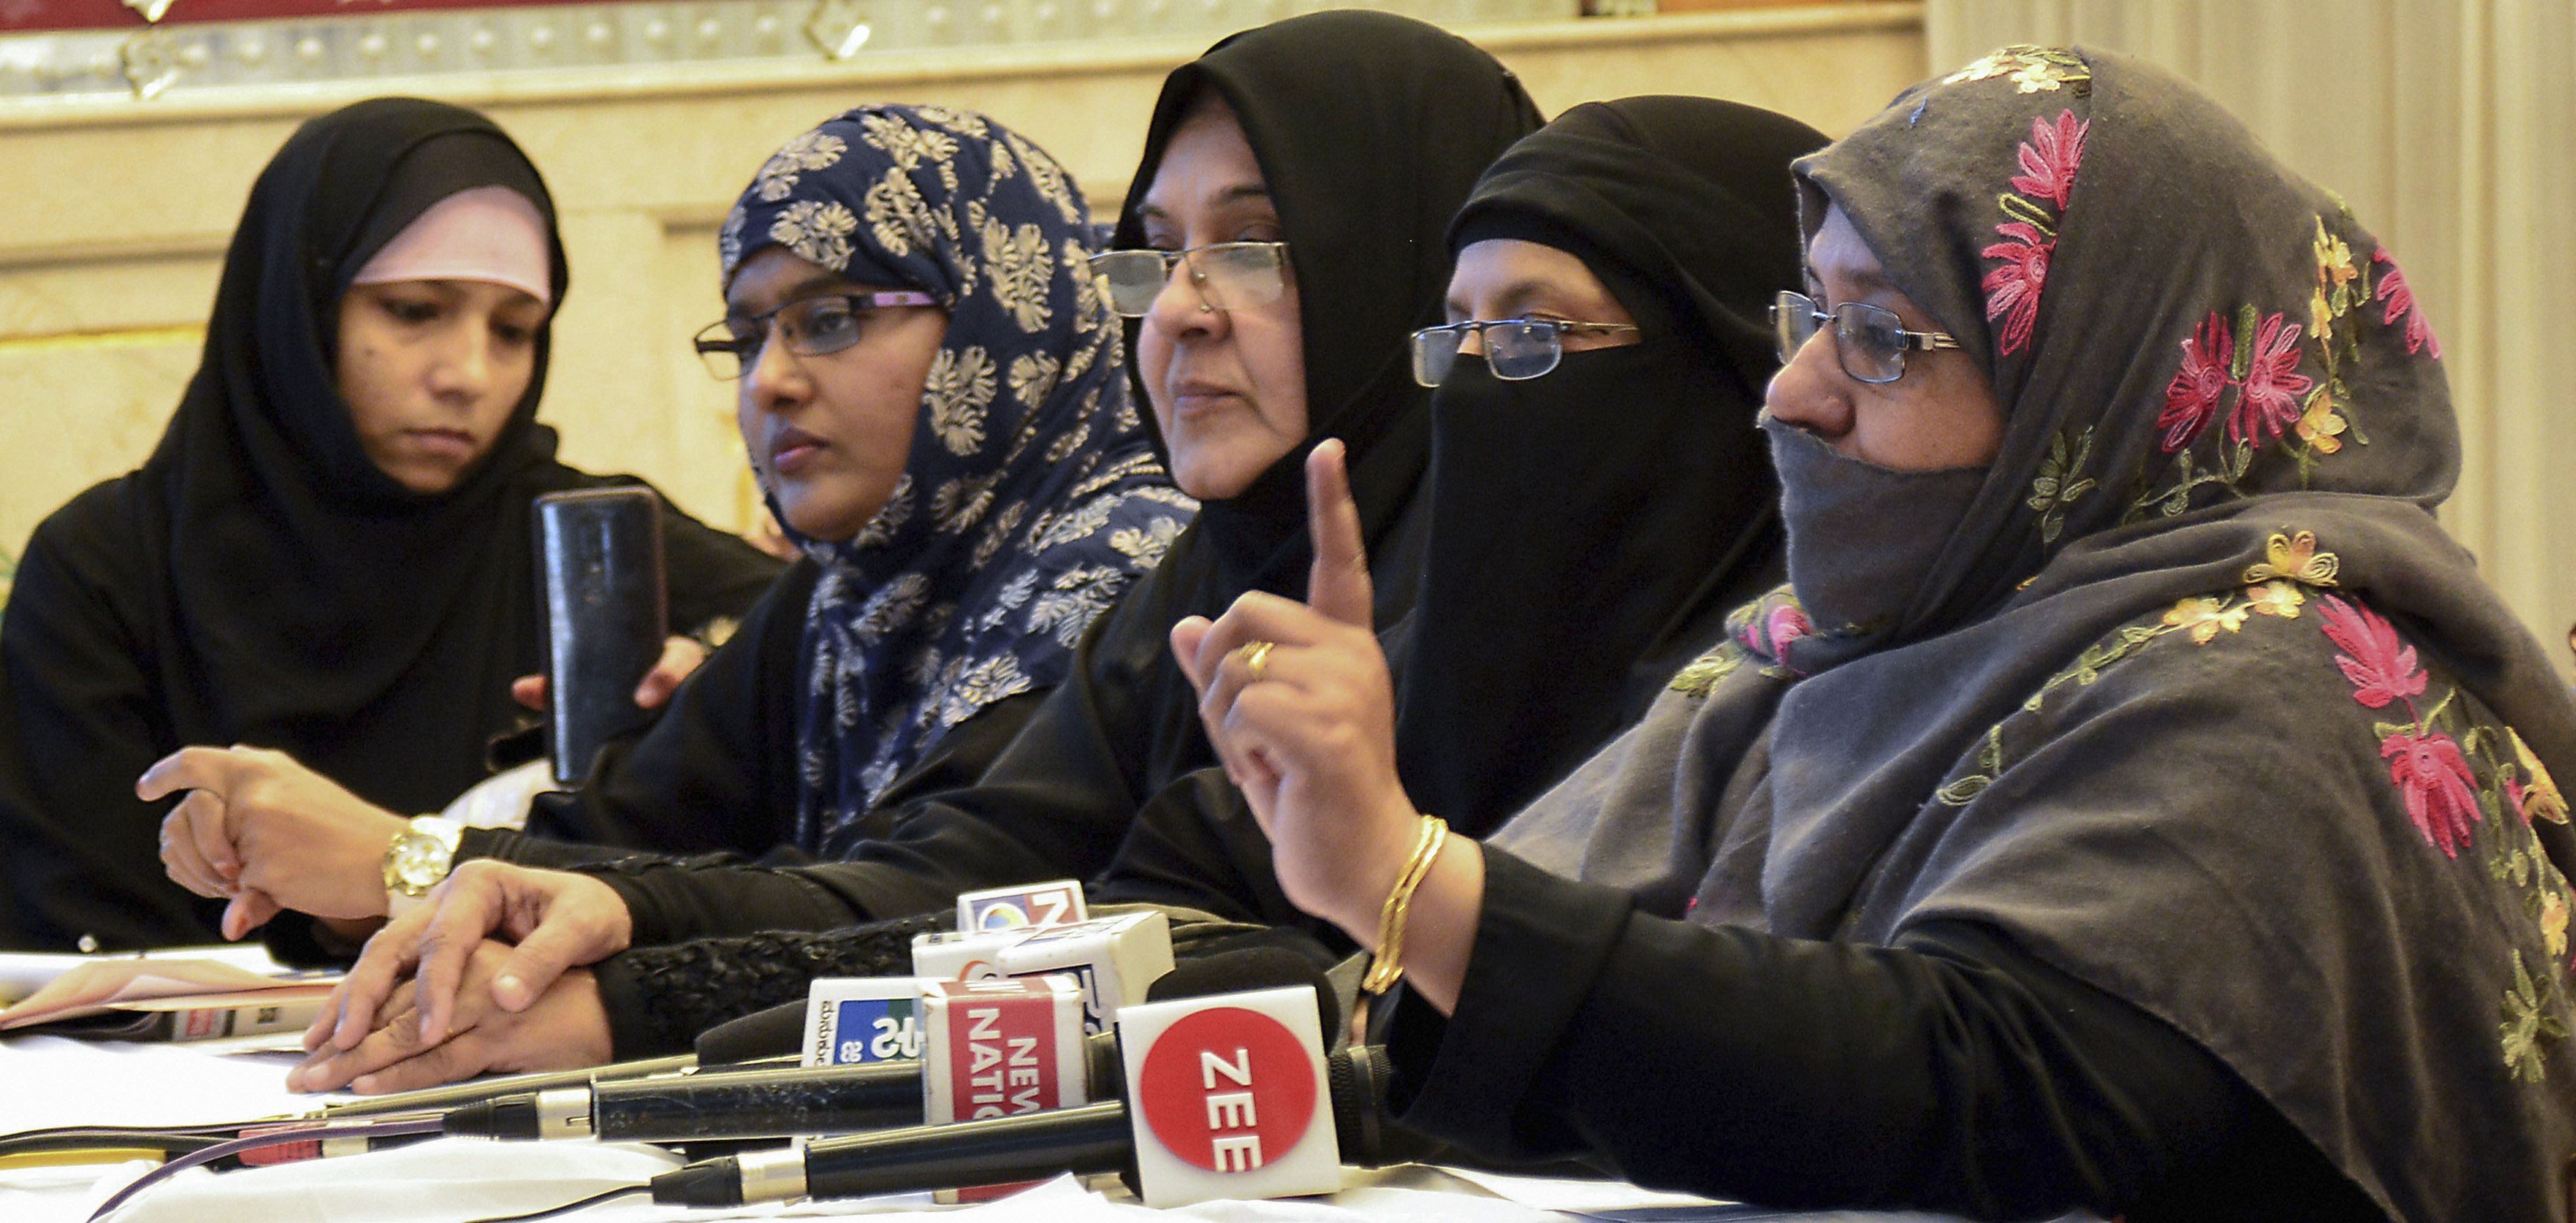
[1303,439,1373,628]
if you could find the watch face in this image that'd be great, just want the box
[388,834,451,891]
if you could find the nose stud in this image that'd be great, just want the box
[1197,303,1212,314]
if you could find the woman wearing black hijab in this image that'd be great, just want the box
[0,98,782,951]
[287,12,1546,1085]
[1091,97,1824,924]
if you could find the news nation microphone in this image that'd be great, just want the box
[443,950,1332,1146]
[649,991,1394,1209]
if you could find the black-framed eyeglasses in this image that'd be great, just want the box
[1408,318,1640,388]
[692,290,939,380]
[1087,242,1290,318]
[1769,290,1961,384]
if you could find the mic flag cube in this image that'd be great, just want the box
[801,977,933,1067]
[914,911,1173,1035]
[1117,984,1342,1208]
[996,910,1173,1036]
[921,976,1089,1126]
[911,927,1023,981]
[956,880,1088,932]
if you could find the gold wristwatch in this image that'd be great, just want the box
[382,815,464,917]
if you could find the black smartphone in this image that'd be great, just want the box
[535,487,668,785]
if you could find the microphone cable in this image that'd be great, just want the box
[83,1115,444,1222]
[460,1183,651,1223]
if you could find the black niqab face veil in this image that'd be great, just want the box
[1391,97,1824,831]
[1111,10,1544,601]
[145,97,581,815]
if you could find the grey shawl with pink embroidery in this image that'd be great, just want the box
[1491,47,2575,1221]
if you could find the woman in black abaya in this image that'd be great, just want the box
[0,98,782,951]
[1093,96,1825,924]
[289,12,1552,1084]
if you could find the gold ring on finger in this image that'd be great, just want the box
[1240,640,1276,684]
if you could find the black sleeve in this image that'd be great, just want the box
[652,492,788,641]
[1383,847,2384,1223]
[584,578,1184,941]
[590,909,957,1058]
[0,490,219,949]
[583,687,1052,944]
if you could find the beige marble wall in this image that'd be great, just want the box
[0,3,1926,559]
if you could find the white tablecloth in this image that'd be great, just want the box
[0,1035,2048,1223]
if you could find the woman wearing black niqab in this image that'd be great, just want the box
[0,98,782,950]
[1088,96,1821,924]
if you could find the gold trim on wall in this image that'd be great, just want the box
[0,324,204,353]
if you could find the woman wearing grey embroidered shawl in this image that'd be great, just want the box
[1173,48,2575,1221]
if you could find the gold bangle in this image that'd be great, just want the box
[1362,815,1448,995]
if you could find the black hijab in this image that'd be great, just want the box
[1390,97,1820,832]
[1111,9,1546,607]
[1093,12,1544,795]
[142,98,592,815]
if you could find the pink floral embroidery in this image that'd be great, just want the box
[2371,249,2441,358]
[2229,312,2314,445]
[1764,603,1813,654]
[1979,109,2084,357]
[2156,311,2234,451]
[1980,224,2051,355]
[2382,729,2483,857]
[2320,592,2480,856]
[2318,594,2428,709]
[2008,109,2087,209]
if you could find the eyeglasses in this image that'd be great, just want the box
[1408,318,1640,387]
[692,290,939,380]
[1769,290,1961,384]
[1087,243,1290,318]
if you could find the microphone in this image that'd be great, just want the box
[450,949,1325,1144]
[697,1001,807,1066]
[646,1045,1395,1209]
[441,1059,927,1143]
[1145,946,1341,1040]
[319,1052,710,1118]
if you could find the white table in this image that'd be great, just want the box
[0,1034,2045,1223]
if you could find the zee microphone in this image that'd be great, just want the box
[645,1044,1394,1208]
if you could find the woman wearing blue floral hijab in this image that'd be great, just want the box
[711,104,1190,848]
[158,105,1189,949]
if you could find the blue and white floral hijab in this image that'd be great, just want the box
[721,105,1194,852]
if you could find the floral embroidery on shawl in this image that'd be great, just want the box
[1919,549,2573,1080]
[1980,109,2085,356]
[2125,211,2426,519]
[1942,45,2093,94]
[2025,425,2096,544]
[1941,533,2345,804]
[2313,590,2575,1078]
[1669,590,1815,695]
[2371,248,2441,358]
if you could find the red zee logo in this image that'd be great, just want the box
[1135,1007,1316,1174]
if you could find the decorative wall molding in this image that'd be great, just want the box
[0,0,1579,102]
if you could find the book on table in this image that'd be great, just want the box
[0,948,338,1042]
